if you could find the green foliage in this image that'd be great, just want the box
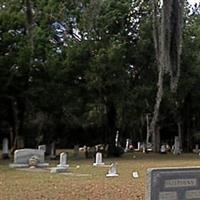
[0,0,200,150]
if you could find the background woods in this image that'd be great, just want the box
[0,0,200,152]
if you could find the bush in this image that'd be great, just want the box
[108,145,124,157]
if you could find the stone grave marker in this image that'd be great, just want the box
[132,171,139,178]
[51,152,69,173]
[2,138,9,159]
[38,145,46,152]
[134,142,141,152]
[173,136,181,155]
[9,148,49,168]
[115,131,119,147]
[93,152,104,166]
[106,163,118,177]
[146,167,200,200]
[57,152,69,168]
[125,138,131,152]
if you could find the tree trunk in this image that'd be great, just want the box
[150,66,164,152]
[150,0,184,152]
[10,99,20,152]
[150,0,164,152]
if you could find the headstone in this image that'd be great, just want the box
[106,163,119,177]
[50,142,56,159]
[142,146,146,153]
[115,131,119,147]
[173,136,181,155]
[38,145,46,152]
[93,152,104,166]
[57,152,69,168]
[2,138,9,159]
[160,145,167,154]
[50,152,69,173]
[146,167,200,200]
[134,142,141,152]
[9,148,49,168]
[124,138,131,152]
[132,171,139,178]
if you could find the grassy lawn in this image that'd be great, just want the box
[0,152,200,200]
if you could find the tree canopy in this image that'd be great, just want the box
[0,0,200,152]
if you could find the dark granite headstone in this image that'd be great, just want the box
[146,167,200,200]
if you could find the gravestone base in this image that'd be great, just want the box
[93,162,105,167]
[106,173,119,177]
[9,163,49,168]
[57,164,69,168]
[50,165,69,173]
[9,163,29,168]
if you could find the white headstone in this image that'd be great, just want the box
[160,145,166,153]
[57,152,69,168]
[106,163,119,177]
[50,152,69,173]
[142,146,146,153]
[124,138,130,152]
[132,171,139,178]
[93,152,104,166]
[2,138,9,159]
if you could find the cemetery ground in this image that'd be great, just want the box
[0,152,200,200]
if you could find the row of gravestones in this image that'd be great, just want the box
[1,138,56,159]
[8,148,200,199]
[2,137,183,160]
[2,139,200,200]
[8,148,118,177]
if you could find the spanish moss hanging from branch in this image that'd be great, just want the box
[162,0,184,92]
[149,0,184,152]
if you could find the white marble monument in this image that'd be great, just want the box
[93,152,104,166]
[106,163,119,177]
[9,148,49,168]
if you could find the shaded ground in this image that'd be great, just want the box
[0,152,200,200]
